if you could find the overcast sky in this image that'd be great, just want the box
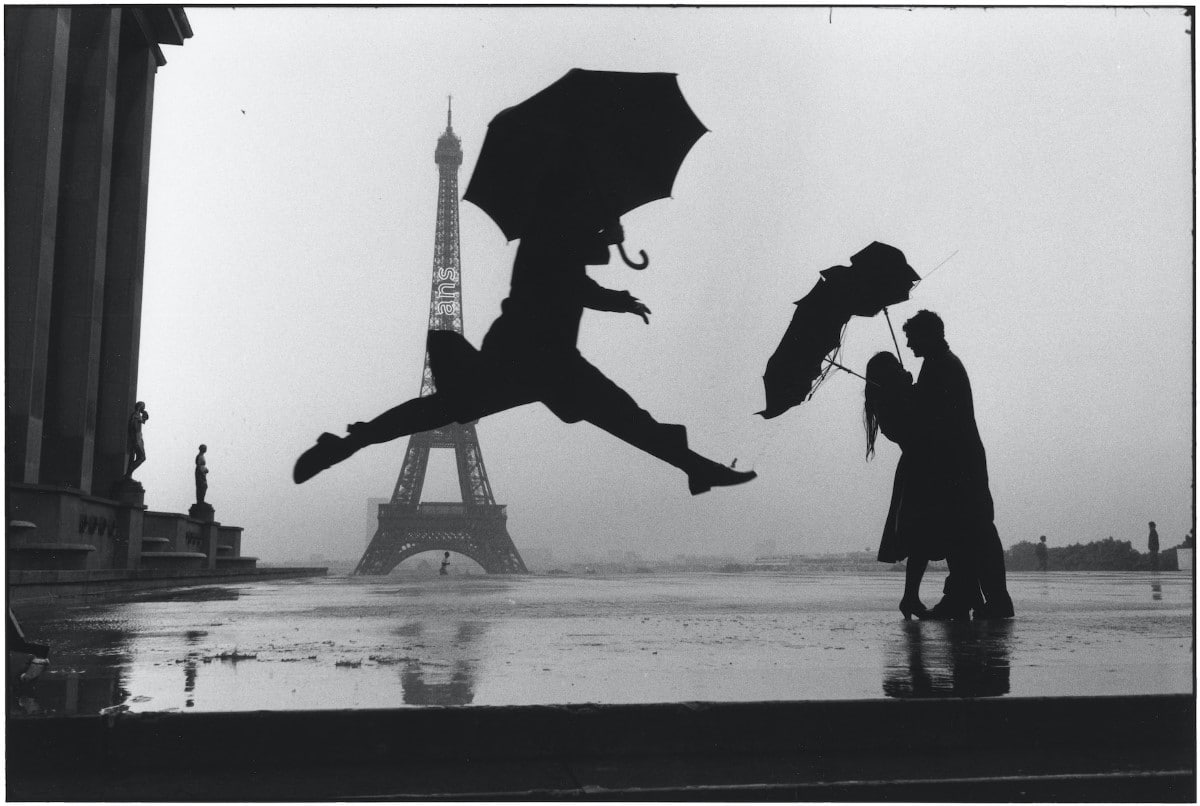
[137,6,1193,565]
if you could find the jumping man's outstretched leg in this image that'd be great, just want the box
[293,395,455,484]
[674,430,759,495]
[552,358,756,495]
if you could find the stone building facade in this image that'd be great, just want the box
[6,7,255,577]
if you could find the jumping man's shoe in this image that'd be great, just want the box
[687,460,757,495]
[293,432,358,484]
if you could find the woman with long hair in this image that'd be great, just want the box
[864,351,940,619]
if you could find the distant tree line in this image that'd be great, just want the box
[1006,534,1192,572]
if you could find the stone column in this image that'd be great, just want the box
[93,19,158,496]
[202,521,220,570]
[110,502,145,570]
[189,503,218,569]
[39,7,121,492]
[5,8,71,484]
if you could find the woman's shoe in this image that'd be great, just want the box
[293,432,358,484]
[898,597,928,620]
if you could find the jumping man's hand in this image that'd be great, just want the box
[608,289,650,323]
[628,296,651,324]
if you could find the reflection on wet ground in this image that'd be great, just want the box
[9,619,131,717]
[8,571,1192,716]
[398,622,484,705]
[883,620,1012,698]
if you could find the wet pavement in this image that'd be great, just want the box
[7,571,1192,716]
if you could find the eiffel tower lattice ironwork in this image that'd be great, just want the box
[355,101,527,576]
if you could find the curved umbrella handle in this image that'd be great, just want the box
[617,242,649,270]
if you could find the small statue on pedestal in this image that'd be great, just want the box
[195,444,209,505]
[125,401,149,478]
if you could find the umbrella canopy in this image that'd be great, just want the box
[759,242,920,419]
[463,69,707,245]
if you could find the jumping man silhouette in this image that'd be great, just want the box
[294,212,756,496]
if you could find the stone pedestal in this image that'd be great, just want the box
[112,477,144,506]
[188,503,217,568]
[187,502,213,522]
[111,481,145,570]
[7,483,133,571]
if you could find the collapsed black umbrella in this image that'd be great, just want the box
[758,242,920,419]
[463,69,707,268]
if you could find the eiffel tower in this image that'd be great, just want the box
[355,101,527,575]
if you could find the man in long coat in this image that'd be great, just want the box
[903,310,1014,620]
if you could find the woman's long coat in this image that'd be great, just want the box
[875,385,948,563]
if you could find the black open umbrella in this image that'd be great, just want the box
[463,69,707,268]
[759,242,920,419]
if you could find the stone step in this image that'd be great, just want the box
[216,556,257,569]
[8,543,96,571]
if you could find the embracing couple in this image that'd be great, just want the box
[864,310,1015,621]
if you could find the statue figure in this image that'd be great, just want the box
[194,444,208,504]
[125,401,149,478]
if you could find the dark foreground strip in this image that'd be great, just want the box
[7,693,1194,801]
[348,771,1194,802]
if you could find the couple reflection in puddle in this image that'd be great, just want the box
[395,621,483,706]
[397,615,1014,704]
[883,619,1013,699]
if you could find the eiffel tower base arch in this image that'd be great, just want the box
[355,503,527,575]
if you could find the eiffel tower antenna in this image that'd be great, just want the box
[354,105,527,576]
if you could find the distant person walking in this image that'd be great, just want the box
[1036,536,1048,571]
[194,445,209,505]
[1148,521,1160,571]
[125,401,149,478]
[903,310,1014,620]
[439,552,450,576]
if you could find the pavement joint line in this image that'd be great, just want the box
[332,770,1195,801]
